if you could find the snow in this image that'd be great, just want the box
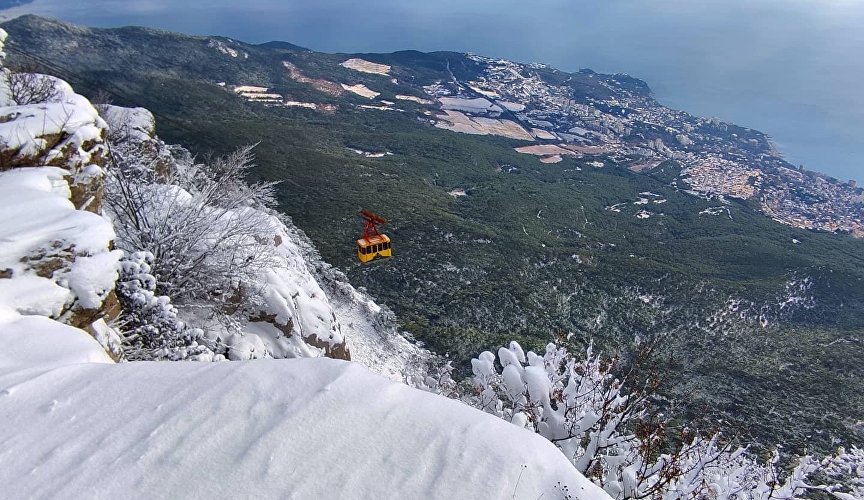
[266,221,345,350]
[468,85,500,99]
[63,250,124,309]
[88,318,122,356]
[0,352,608,500]
[359,104,398,111]
[241,321,322,359]
[341,83,380,99]
[245,92,283,99]
[699,206,733,219]
[0,75,106,167]
[101,105,155,142]
[0,307,112,368]
[439,96,503,114]
[524,365,553,412]
[0,167,117,316]
[208,39,246,59]
[395,94,433,104]
[499,101,526,112]
[0,167,115,263]
[0,28,7,61]
[349,148,392,157]
[0,275,70,317]
[284,101,317,109]
[233,85,269,93]
[340,58,391,75]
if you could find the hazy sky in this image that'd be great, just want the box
[2,0,862,182]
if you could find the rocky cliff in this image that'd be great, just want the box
[0,27,123,358]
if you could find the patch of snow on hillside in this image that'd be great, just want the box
[340,58,391,75]
[62,250,123,309]
[700,206,733,219]
[359,104,398,111]
[329,284,429,381]
[349,148,392,158]
[439,96,503,114]
[468,85,500,99]
[0,275,69,317]
[499,101,526,112]
[284,101,317,109]
[208,39,247,59]
[395,94,433,104]
[233,85,268,93]
[341,83,379,99]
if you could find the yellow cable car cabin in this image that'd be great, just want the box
[357,234,392,263]
[356,210,392,263]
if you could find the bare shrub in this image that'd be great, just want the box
[3,67,60,105]
[89,88,114,117]
[105,140,281,304]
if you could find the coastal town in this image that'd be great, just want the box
[414,54,864,236]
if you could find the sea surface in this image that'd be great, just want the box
[2,0,861,182]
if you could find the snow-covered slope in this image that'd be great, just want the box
[99,101,428,373]
[0,328,607,500]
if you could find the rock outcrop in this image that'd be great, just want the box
[0,28,123,360]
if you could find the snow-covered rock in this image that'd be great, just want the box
[0,70,107,177]
[0,78,122,358]
[101,105,156,142]
[0,340,608,499]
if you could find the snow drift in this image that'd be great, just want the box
[0,326,608,500]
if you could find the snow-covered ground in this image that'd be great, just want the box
[340,58,391,76]
[329,283,429,381]
[0,325,607,499]
[395,94,433,104]
[341,83,380,99]
[439,96,503,114]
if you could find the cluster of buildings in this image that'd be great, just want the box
[761,167,864,236]
[680,155,762,200]
[424,54,863,237]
